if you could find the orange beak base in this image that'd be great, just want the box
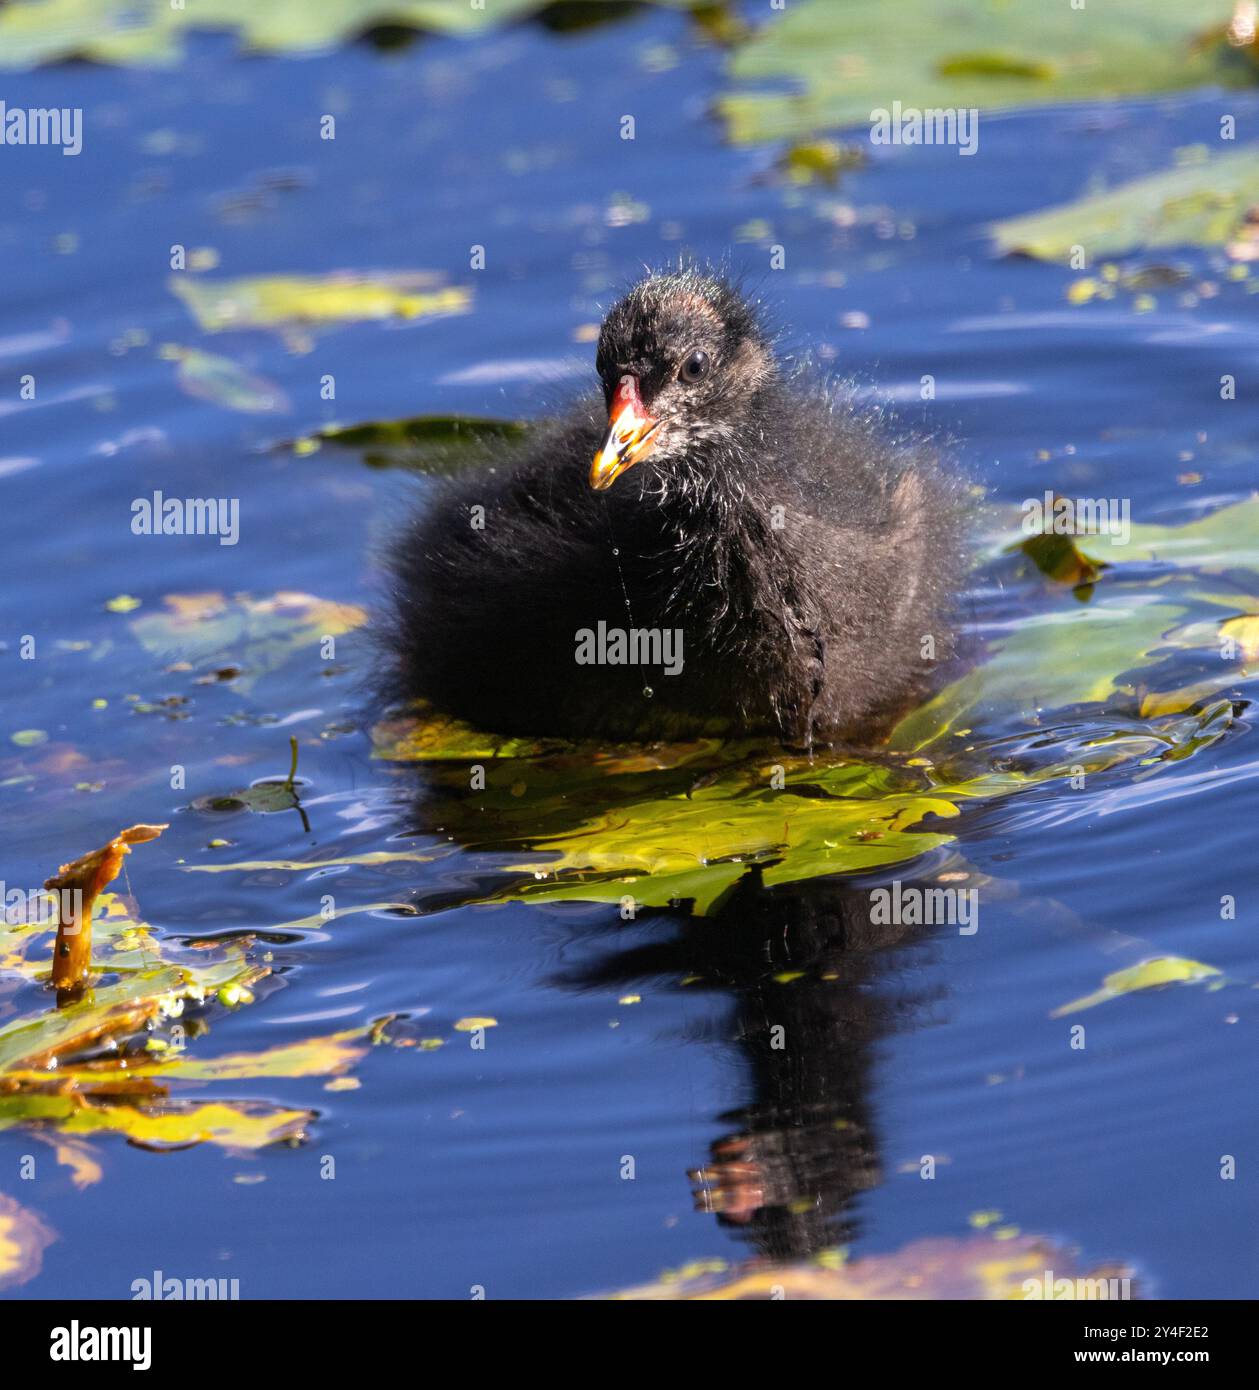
[590,376,659,490]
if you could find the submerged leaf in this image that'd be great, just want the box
[1050,956,1222,1017]
[0,1191,55,1290]
[130,590,366,693]
[160,344,290,414]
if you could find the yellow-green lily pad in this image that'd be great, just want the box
[993,148,1259,264]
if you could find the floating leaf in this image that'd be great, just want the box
[992,148,1259,263]
[893,497,1259,751]
[777,140,863,186]
[1017,532,1107,590]
[1051,956,1223,1017]
[720,0,1244,144]
[0,958,267,1075]
[170,272,471,343]
[0,0,677,69]
[1221,613,1259,661]
[0,1095,312,1151]
[606,1233,1132,1300]
[0,821,376,1152]
[372,708,564,763]
[287,414,527,472]
[8,1029,370,1089]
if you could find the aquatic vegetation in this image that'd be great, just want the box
[606,1232,1134,1300]
[129,590,367,694]
[159,344,291,415]
[366,497,1258,916]
[993,147,1259,263]
[1051,956,1224,1017]
[169,272,472,351]
[719,0,1251,144]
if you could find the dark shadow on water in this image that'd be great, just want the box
[555,870,942,1263]
[396,761,943,1264]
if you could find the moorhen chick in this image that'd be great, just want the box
[386,270,963,746]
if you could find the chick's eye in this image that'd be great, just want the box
[679,349,710,384]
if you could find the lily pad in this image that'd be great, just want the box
[0,0,537,68]
[289,415,527,471]
[0,820,375,1154]
[720,0,1247,145]
[0,1095,313,1151]
[0,1,705,69]
[170,272,471,347]
[992,148,1259,264]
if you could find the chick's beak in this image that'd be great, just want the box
[591,376,659,490]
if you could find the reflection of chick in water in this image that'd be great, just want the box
[565,870,941,1263]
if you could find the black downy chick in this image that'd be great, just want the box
[385,270,964,745]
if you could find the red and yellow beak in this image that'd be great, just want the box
[590,376,659,490]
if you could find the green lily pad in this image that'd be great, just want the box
[992,147,1259,264]
[0,1,706,69]
[720,0,1247,145]
[290,414,527,471]
[169,272,471,346]
[0,0,542,68]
